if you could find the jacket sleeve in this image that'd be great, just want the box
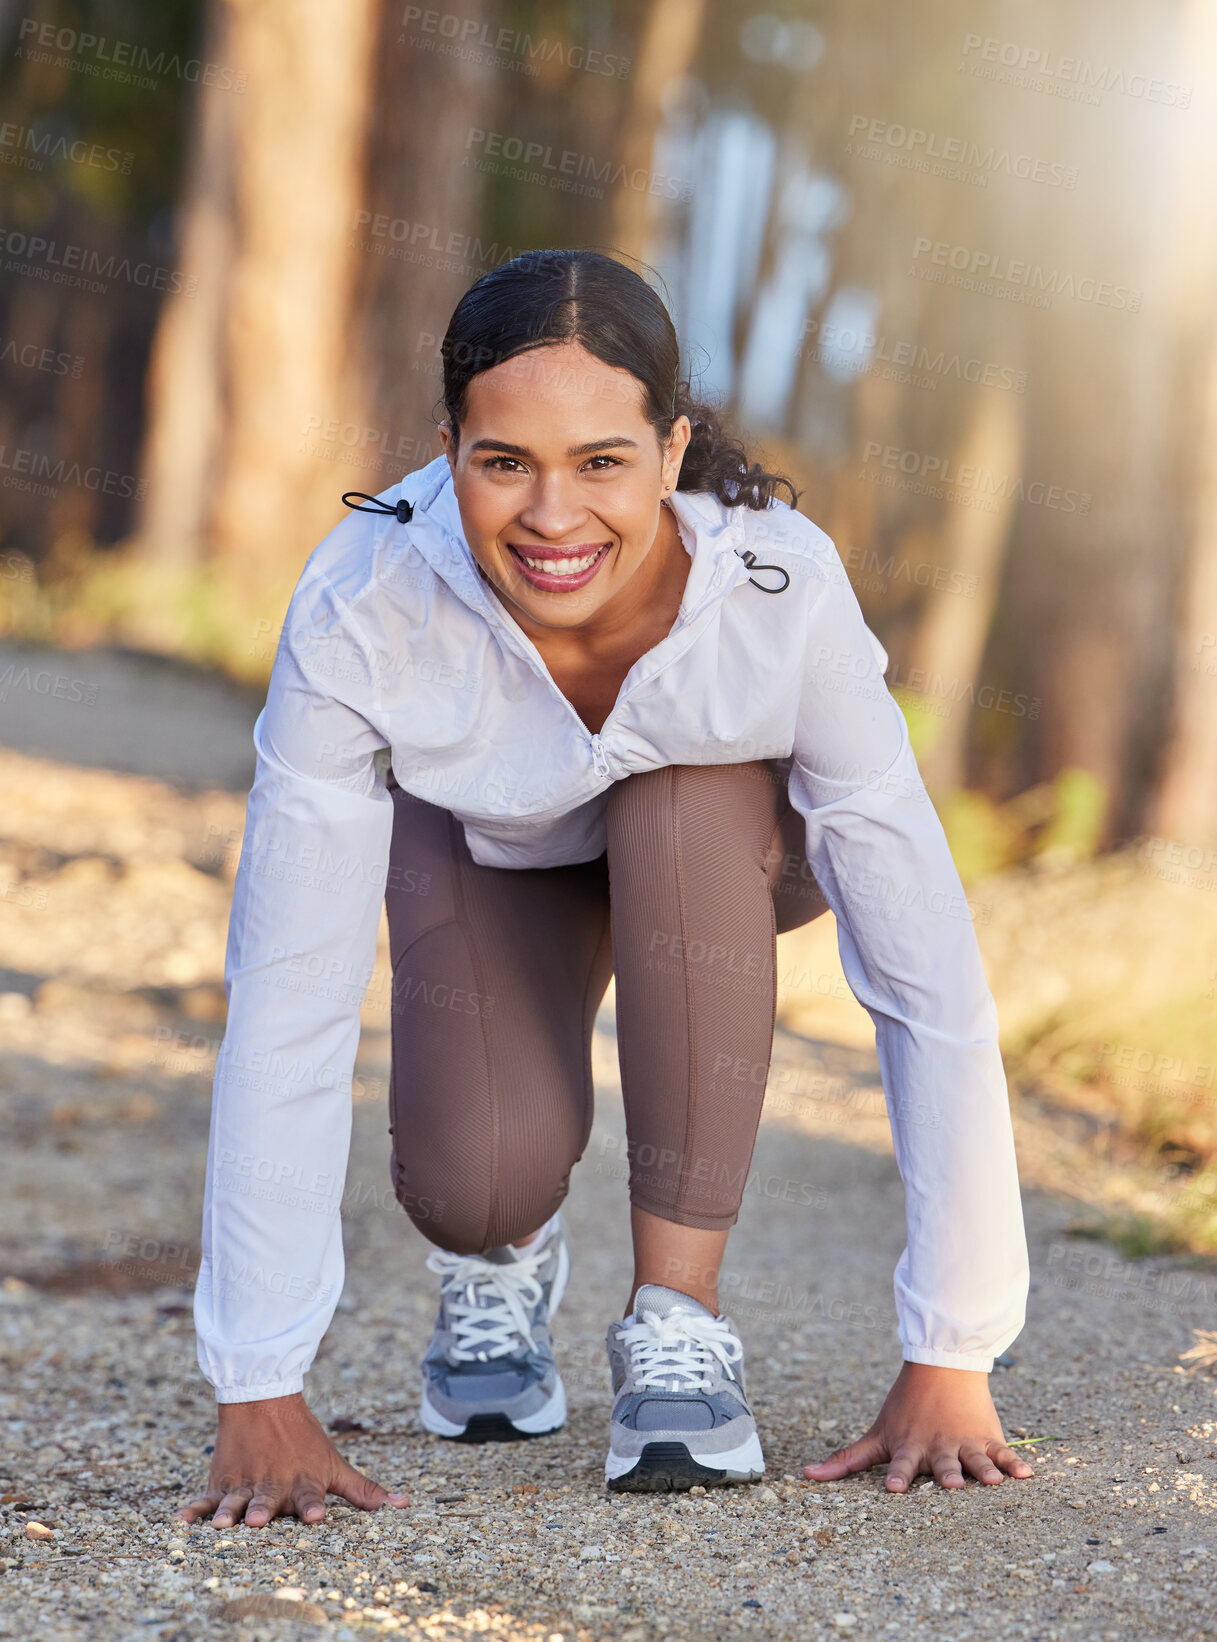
[784,540,1029,1371]
[193,568,394,1403]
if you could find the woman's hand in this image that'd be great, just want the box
[802,1361,1035,1492]
[173,1392,411,1528]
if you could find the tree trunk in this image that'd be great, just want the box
[205,0,379,598]
[345,0,500,483]
[131,0,379,605]
[1151,338,1217,842]
[1148,0,1217,844]
[906,385,1024,795]
[130,0,235,572]
[608,0,706,265]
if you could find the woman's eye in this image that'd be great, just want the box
[482,454,622,474]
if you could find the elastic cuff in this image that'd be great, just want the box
[213,1375,306,1405]
[627,1188,739,1233]
[902,1346,994,1373]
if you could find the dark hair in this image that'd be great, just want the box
[439,248,799,511]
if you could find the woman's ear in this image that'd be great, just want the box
[439,420,459,476]
[662,415,691,491]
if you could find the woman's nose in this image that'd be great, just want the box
[515,478,594,538]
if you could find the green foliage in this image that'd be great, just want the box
[890,686,945,760]
[1036,767,1107,866]
[0,536,291,688]
[935,787,1025,882]
[922,765,1110,885]
[1064,1214,1191,1261]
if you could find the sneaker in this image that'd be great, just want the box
[419,1212,569,1442]
[604,1284,765,1491]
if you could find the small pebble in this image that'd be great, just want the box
[24,1522,54,1541]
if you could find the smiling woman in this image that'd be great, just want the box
[181,248,1033,1533]
[433,250,796,731]
[438,341,698,734]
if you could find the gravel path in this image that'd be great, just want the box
[1,651,1215,1642]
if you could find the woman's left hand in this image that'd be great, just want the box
[802,1360,1036,1492]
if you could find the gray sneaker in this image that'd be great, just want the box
[419,1213,568,1442]
[604,1283,765,1491]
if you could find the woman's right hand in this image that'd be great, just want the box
[173,1392,410,1528]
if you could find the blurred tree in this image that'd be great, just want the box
[0,0,198,557]
[607,0,705,264]
[345,0,499,481]
[4,0,1212,853]
[1150,0,1217,845]
[131,0,378,605]
[130,0,233,572]
[904,385,1025,795]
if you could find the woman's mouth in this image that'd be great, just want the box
[506,541,612,591]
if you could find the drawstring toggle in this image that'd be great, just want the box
[342,490,413,524]
[736,548,790,594]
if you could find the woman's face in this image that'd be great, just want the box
[439,340,691,635]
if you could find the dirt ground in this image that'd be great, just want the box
[1,641,1215,1642]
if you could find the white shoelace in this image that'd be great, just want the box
[620,1307,743,1394]
[426,1242,551,1362]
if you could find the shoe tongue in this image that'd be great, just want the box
[481,1245,521,1265]
[482,1215,557,1265]
[633,1283,714,1322]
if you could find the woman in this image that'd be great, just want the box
[177,248,1032,1530]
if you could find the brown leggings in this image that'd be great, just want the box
[383,760,830,1254]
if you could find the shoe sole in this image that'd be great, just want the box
[605,1432,765,1492]
[420,1376,567,1442]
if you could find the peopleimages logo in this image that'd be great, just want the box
[909,237,1141,312]
[15,18,247,92]
[463,127,693,203]
[399,7,632,78]
[846,114,1078,189]
[959,33,1191,108]
[0,334,84,376]
[861,441,1091,514]
[0,121,134,175]
[0,444,146,501]
[0,228,195,296]
[802,317,1026,394]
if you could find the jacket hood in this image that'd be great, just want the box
[390,454,755,626]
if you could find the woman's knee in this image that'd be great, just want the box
[390,1138,581,1255]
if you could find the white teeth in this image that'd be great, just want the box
[517,547,605,576]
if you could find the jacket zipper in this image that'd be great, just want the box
[581,576,734,781]
[579,560,752,780]
[424,515,750,786]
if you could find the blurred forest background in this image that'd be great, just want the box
[2,0,1217,1251]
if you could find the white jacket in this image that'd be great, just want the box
[193,452,1029,1401]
